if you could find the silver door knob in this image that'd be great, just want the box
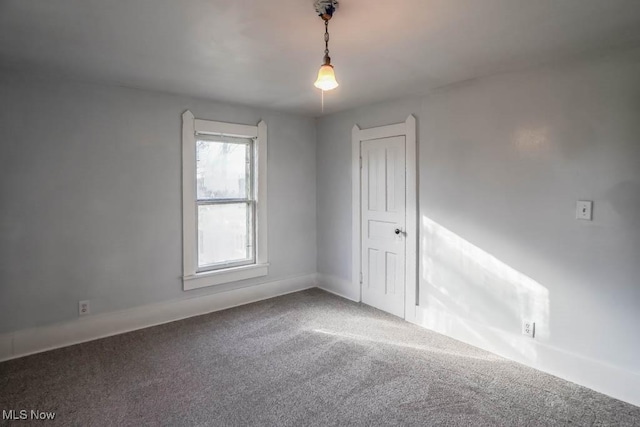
[394,228,401,235]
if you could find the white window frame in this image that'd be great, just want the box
[182,111,268,291]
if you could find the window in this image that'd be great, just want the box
[182,111,268,290]
[196,136,254,270]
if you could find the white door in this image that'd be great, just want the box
[360,136,406,317]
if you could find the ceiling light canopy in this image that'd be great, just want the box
[313,0,339,92]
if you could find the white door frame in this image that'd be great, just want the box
[352,115,417,322]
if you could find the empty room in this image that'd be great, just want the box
[1,0,639,425]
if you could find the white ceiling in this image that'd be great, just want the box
[2,0,640,116]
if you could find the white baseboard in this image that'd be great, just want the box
[3,272,638,408]
[0,333,11,362]
[412,306,640,408]
[0,273,317,363]
[316,273,360,302]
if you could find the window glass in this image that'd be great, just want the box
[196,140,249,200]
[197,203,253,268]
[195,136,254,271]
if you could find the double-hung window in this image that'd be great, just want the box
[182,111,268,290]
[196,135,255,269]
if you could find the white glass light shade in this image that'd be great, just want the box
[314,64,339,91]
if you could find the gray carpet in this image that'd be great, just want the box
[1,289,638,426]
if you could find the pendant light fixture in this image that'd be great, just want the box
[313,0,339,91]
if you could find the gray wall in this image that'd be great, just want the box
[0,72,317,333]
[316,49,640,377]
[1,46,639,402]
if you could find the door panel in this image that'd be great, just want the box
[361,136,406,317]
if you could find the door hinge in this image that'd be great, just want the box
[359,156,362,169]
[359,272,363,284]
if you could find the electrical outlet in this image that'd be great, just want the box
[79,300,90,316]
[522,320,535,338]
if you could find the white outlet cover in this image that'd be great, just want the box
[576,200,593,221]
[522,320,535,338]
[79,300,90,316]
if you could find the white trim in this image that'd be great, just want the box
[0,274,316,363]
[411,306,640,407]
[0,333,11,361]
[194,119,258,138]
[184,263,269,291]
[182,111,268,290]
[317,273,360,302]
[256,120,268,264]
[404,115,418,323]
[351,125,362,302]
[182,110,197,279]
[351,115,418,319]
[358,122,406,142]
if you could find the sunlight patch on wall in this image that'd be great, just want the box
[513,126,550,157]
[419,216,550,363]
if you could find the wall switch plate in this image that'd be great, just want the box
[522,320,535,338]
[576,200,593,221]
[79,300,90,316]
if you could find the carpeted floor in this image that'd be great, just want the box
[1,289,639,426]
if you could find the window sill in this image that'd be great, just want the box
[183,263,269,291]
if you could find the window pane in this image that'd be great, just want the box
[196,140,249,200]
[197,203,253,269]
